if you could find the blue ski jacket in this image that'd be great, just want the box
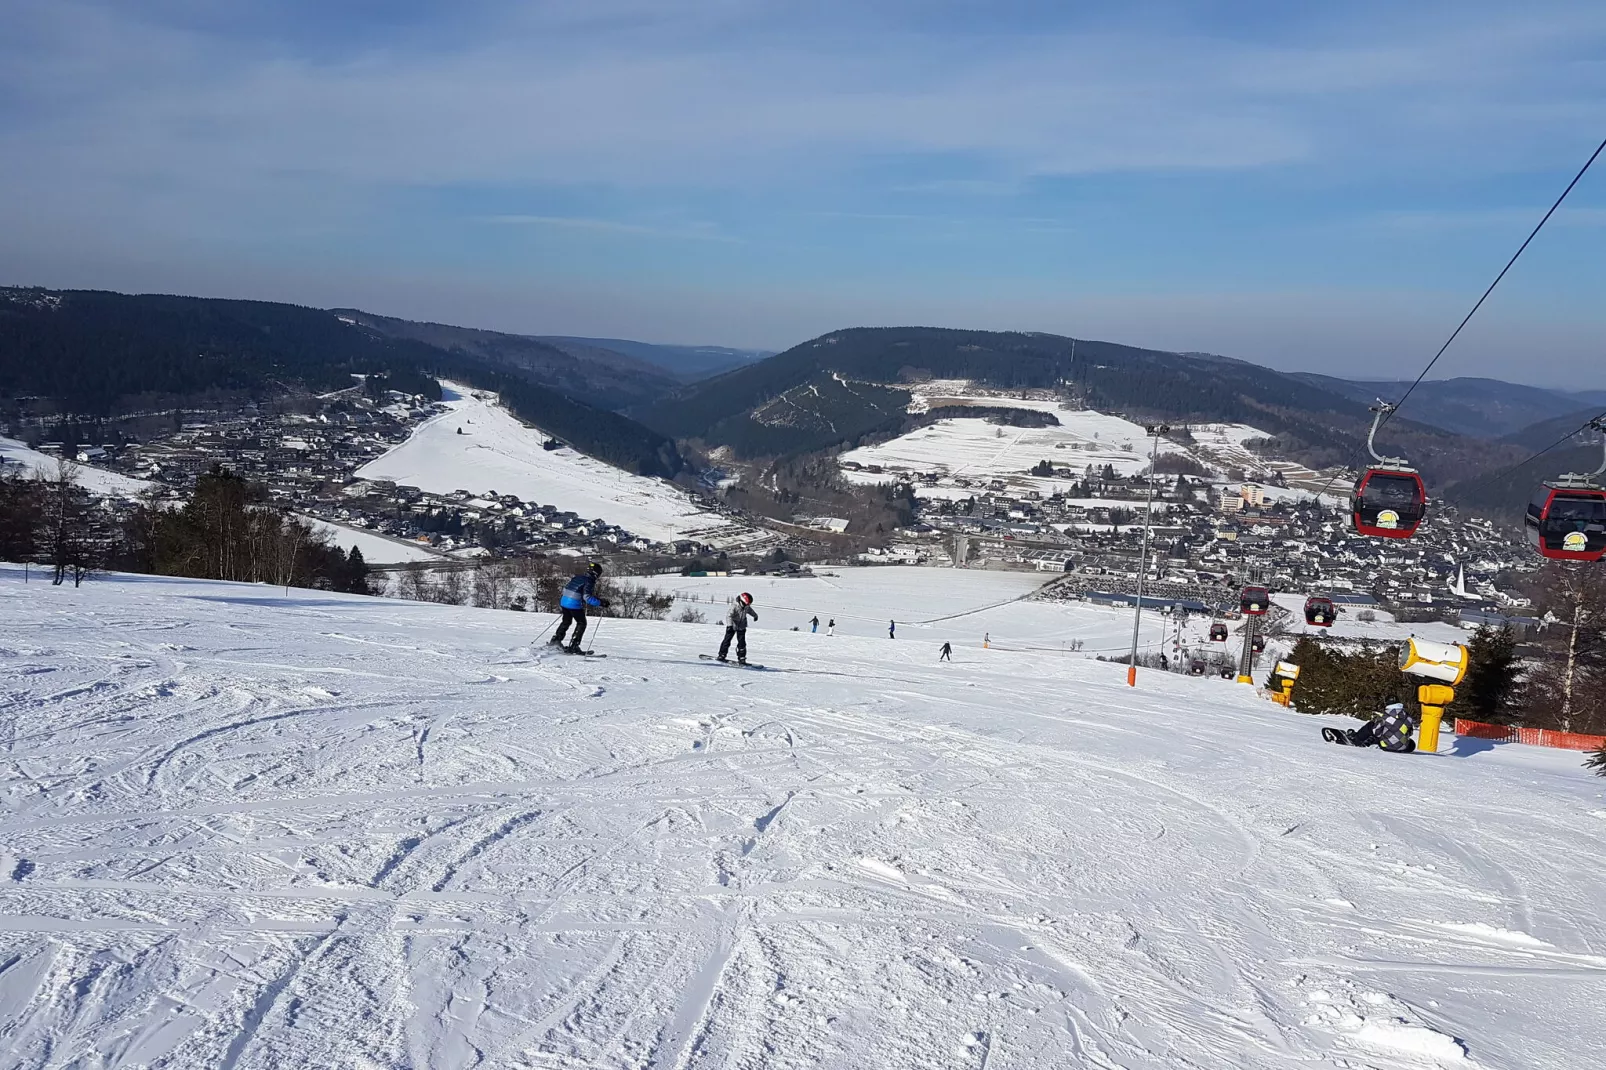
[560,572,603,609]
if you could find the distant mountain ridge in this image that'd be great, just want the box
[535,337,772,382]
[0,288,686,480]
[1289,373,1606,439]
[334,312,679,410]
[633,325,1522,489]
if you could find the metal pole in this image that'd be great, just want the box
[1126,426,1165,686]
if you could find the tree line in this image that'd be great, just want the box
[1,463,371,593]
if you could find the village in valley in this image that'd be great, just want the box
[2,375,1539,636]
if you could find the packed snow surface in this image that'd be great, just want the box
[0,436,151,497]
[3,565,1604,1069]
[357,383,729,543]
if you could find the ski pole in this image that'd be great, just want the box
[531,616,559,645]
[586,613,603,654]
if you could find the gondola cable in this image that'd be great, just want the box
[1306,135,1606,514]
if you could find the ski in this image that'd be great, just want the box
[700,654,765,669]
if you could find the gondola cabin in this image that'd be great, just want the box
[1209,623,1229,642]
[1190,659,1207,676]
[1525,485,1606,561]
[1240,586,1270,616]
[1525,485,1606,562]
[1304,596,1336,627]
[1251,634,1267,654]
[1352,468,1426,539]
[1525,421,1606,560]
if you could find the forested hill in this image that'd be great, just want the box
[336,312,679,410]
[1443,407,1606,521]
[0,288,684,480]
[633,325,1511,486]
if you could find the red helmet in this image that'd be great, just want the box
[739,592,753,605]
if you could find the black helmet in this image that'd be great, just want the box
[589,561,603,575]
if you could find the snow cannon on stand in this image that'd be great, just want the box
[1269,661,1300,707]
[1398,638,1469,753]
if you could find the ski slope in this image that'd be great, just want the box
[654,567,1164,655]
[3,566,1604,1069]
[299,515,444,564]
[0,436,152,497]
[841,408,1178,484]
[357,383,730,544]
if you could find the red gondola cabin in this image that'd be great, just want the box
[1304,596,1335,627]
[1251,634,1267,653]
[1352,468,1426,539]
[1209,623,1229,642]
[1525,485,1606,562]
[1240,586,1270,616]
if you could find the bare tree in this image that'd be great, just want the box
[40,459,91,586]
[474,560,515,609]
[1529,564,1606,733]
[434,567,467,606]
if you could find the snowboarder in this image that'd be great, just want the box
[550,562,609,653]
[1323,703,1417,752]
[718,592,758,664]
[889,619,896,639]
[984,632,990,649]
[810,616,819,633]
[827,618,835,636]
[939,642,952,661]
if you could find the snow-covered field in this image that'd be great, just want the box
[653,567,1162,655]
[0,437,151,497]
[841,408,1178,485]
[3,565,1604,1069]
[837,382,1298,504]
[299,515,445,564]
[357,383,731,544]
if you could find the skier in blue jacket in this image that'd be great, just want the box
[551,562,609,652]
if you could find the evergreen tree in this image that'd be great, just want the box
[1446,625,1524,724]
[342,546,371,595]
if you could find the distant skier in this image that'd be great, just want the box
[889,619,896,639]
[984,632,990,649]
[718,592,759,665]
[1322,703,1417,752]
[939,641,952,661]
[828,618,835,636]
[550,562,609,653]
[810,616,819,633]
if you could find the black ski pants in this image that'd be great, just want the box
[555,607,587,645]
[719,625,748,661]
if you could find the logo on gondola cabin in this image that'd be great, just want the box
[1377,509,1400,529]
[1563,531,1588,552]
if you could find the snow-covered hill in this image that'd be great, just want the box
[299,515,446,564]
[1,436,152,497]
[3,566,1603,1069]
[357,383,733,544]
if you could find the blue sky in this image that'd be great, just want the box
[2,1,1604,387]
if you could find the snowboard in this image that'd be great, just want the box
[1321,727,1358,746]
[700,654,765,670]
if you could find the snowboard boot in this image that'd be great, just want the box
[716,655,729,662]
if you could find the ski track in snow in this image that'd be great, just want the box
[1,565,1604,1068]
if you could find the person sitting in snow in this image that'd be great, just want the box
[1326,702,1417,752]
